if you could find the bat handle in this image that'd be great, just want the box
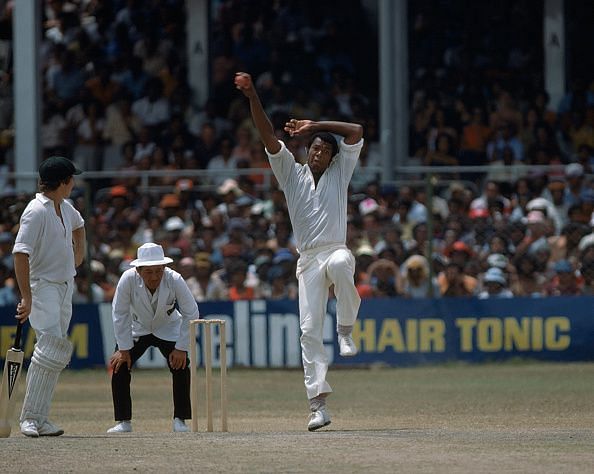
[13,321,23,351]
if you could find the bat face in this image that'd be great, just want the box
[0,347,25,438]
[5,350,24,395]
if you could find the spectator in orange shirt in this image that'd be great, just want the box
[228,260,257,301]
[438,242,478,296]
[460,106,491,160]
[438,262,477,297]
[247,143,272,185]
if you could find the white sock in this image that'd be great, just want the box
[309,394,327,412]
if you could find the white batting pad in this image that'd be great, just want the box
[31,334,73,371]
[20,335,73,425]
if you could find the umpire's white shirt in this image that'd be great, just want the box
[266,139,363,252]
[112,267,200,352]
[13,193,84,282]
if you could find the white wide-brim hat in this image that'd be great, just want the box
[483,267,507,285]
[130,243,173,267]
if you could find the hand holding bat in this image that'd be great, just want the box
[16,298,31,322]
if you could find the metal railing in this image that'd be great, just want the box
[3,163,581,195]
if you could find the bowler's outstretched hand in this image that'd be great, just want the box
[234,72,256,98]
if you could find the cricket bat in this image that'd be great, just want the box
[0,322,25,437]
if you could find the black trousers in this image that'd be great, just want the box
[111,333,191,421]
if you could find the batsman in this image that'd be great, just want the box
[12,156,85,437]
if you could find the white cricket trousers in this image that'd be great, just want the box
[296,245,360,400]
[29,279,74,338]
[20,279,74,424]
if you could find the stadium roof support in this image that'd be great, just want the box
[186,0,209,108]
[13,0,41,192]
[544,0,565,111]
[379,0,408,182]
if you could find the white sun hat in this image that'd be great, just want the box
[483,267,507,285]
[164,216,185,232]
[487,253,508,269]
[129,243,173,267]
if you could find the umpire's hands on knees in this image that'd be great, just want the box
[169,349,187,370]
[109,350,131,373]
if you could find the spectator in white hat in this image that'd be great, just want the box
[564,162,585,207]
[487,252,508,270]
[478,267,513,299]
[515,210,550,257]
[400,254,440,298]
[526,197,562,235]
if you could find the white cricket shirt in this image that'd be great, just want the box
[13,193,85,282]
[111,267,200,351]
[267,139,363,252]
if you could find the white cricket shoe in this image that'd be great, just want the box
[38,420,64,436]
[338,335,358,357]
[307,407,331,432]
[107,421,132,433]
[173,418,190,432]
[20,419,39,438]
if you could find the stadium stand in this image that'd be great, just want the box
[0,0,592,302]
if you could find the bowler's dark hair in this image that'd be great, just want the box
[307,132,338,157]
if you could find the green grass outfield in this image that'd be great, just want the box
[2,362,594,473]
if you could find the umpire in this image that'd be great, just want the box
[107,243,200,433]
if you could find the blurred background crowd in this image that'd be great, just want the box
[0,0,593,306]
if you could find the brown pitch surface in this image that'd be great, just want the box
[1,363,593,473]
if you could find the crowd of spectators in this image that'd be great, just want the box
[0,0,593,306]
